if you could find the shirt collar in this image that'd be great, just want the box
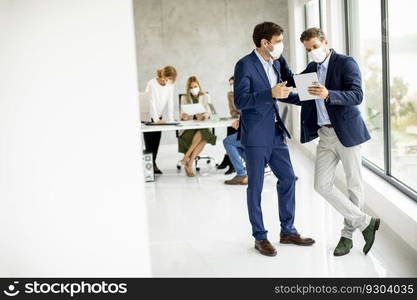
[254,49,273,67]
[318,50,332,70]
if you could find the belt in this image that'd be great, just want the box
[323,124,333,128]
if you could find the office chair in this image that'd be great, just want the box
[175,93,216,173]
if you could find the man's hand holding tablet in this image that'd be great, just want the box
[293,72,324,101]
[308,81,329,100]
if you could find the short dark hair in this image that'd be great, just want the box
[229,76,234,81]
[252,22,284,48]
[300,27,326,43]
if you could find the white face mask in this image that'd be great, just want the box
[308,47,328,63]
[166,79,173,85]
[190,87,200,96]
[266,41,284,58]
[230,85,234,93]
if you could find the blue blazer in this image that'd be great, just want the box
[281,49,371,147]
[233,50,296,147]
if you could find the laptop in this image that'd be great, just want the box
[142,121,180,126]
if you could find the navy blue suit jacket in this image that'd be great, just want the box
[281,49,371,147]
[233,50,296,147]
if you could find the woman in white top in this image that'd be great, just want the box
[178,76,217,177]
[143,66,177,174]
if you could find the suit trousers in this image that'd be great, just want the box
[245,128,298,240]
[143,117,162,165]
[314,126,371,239]
[143,132,161,165]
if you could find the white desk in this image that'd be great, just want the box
[140,118,238,133]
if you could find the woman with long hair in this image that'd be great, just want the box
[178,76,217,177]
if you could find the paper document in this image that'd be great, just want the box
[293,72,320,101]
[182,103,206,115]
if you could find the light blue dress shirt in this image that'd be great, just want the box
[254,49,281,123]
[315,51,332,126]
[254,49,278,88]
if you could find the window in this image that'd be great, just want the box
[388,0,417,192]
[347,0,384,169]
[347,0,417,199]
[305,0,321,28]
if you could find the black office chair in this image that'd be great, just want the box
[175,93,216,173]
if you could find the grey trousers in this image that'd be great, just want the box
[314,126,371,239]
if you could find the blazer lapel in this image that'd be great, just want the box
[325,49,338,87]
[312,62,318,73]
[272,60,281,82]
[250,51,271,89]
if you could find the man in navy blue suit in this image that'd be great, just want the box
[234,22,315,256]
[281,28,380,257]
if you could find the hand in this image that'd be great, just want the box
[271,81,293,99]
[181,113,190,121]
[155,119,166,124]
[195,113,206,121]
[307,82,329,99]
[231,120,239,129]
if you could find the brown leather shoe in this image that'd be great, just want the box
[280,233,315,246]
[254,239,277,256]
[224,175,248,185]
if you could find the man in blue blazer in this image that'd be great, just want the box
[281,28,380,256]
[234,22,315,256]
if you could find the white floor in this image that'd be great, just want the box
[144,141,417,277]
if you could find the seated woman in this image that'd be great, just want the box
[178,76,217,177]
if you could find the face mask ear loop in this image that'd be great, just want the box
[264,40,274,59]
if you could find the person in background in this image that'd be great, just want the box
[217,76,240,175]
[143,65,177,175]
[223,119,247,185]
[178,76,217,177]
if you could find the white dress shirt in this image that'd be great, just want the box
[145,78,175,122]
[254,49,278,87]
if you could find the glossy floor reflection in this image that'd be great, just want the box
[144,141,417,277]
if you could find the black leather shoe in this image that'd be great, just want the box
[224,166,235,175]
[153,165,163,174]
[217,155,230,170]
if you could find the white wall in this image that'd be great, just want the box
[0,0,151,276]
[134,0,290,144]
